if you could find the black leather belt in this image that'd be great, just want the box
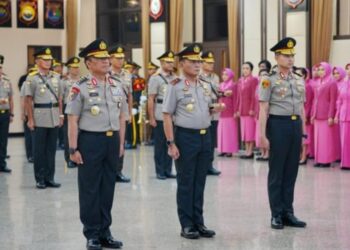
[80,130,118,137]
[176,126,208,135]
[156,99,163,104]
[34,103,59,108]
[269,114,300,120]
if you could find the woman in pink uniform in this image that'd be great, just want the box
[311,62,338,167]
[217,68,239,157]
[255,69,269,161]
[237,62,259,159]
[335,64,350,170]
[297,67,314,165]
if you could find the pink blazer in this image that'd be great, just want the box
[237,76,258,116]
[336,81,350,122]
[304,80,314,120]
[312,80,338,120]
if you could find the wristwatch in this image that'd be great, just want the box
[69,148,77,155]
[166,140,175,146]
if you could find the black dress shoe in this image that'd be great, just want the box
[67,161,77,168]
[116,173,130,183]
[314,163,321,167]
[320,163,331,167]
[181,227,200,239]
[299,159,307,165]
[282,213,306,228]
[240,154,254,159]
[271,216,284,229]
[341,167,350,170]
[0,166,12,173]
[86,239,102,250]
[225,153,233,157]
[218,153,226,157]
[165,173,176,178]
[36,182,46,189]
[28,157,34,163]
[256,156,269,161]
[156,174,167,180]
[100,236,123,249]
[45,180,61,188]
[196,225,216,238]
[207,167,221,176]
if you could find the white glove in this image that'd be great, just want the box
[140,95,147,103]
[132,108,138,115]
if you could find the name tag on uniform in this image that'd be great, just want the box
[89,92,99,97]
[184,94,192,98]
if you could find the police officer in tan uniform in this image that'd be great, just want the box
[24,48,63,188]
[163,44,223,239]
[0,55,14,173]
[62,56,81,168]
[148,50,176,180]
[199,51,221,176]
[109,45,131,183]
[66,39,127,250]
[259,37,307,230]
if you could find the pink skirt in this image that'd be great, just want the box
[217,117,239,153]
[314,120,337,164]
[306,124,314,157]
[240,116,256,142]
[255,118,260,147]
[333,123,341,160]
[340,122,350,168]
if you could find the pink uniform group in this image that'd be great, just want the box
[216,62,350,170]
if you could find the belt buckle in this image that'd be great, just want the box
[200,129,206,135]
[106,131,113,137]
[291,115,297,120]
[0,110,5,114]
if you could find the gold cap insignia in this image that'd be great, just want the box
[194,46,200,53]
[287,40,294,48]
[99,41,107,50]
[45,48,51,55]
[74,58,78,63]
[208,52,213,58]
[117,47,123,53]
[168,52,174,58]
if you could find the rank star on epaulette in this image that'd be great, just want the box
[171,78,181,85]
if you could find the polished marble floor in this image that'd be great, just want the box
[1,137,350,250]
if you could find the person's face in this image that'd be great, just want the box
[110,57,125,69]
[147,68,157,76]
[346,65,350,77]
[202,62,214,72]
[318,66,326,78]
[259,63,267,71]
[53,65,63,74]
[221,71,228,82]
[69,67,80,76]
[333,69,340,80]
[242,64,252,77]
[161,61,174,72]
[180,59,201,77]
[36,58,52,70]
[275,54,295,69]
[86,57,110,75]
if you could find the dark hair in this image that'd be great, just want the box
[346,63,350,69]
[258,60,272,71]
[243,61,254,71]
[259,69,269,76]
[298,67,308,79]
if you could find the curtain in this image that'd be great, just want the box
[310,0,333,66]
[142,0,151,78]
[169,0,184,53]
[66,0,80,58]
[227,0,240,80]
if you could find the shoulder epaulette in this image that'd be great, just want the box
[77,76,88,85]
[28,70,39,77]
[170,78,181,85]
[198,76,211,84]
[269,71,277,76]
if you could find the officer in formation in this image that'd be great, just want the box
[163,43,223,239]
[66,38,128,250]
[53,59,65,149]
[148,50,176,180]
[109,45,131,183]
[0,55,14,173]
[62,56,81,168]
[199,51,221,176]
[19,65,37,163]
[24,48,63,189]
[259,37,307,229]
